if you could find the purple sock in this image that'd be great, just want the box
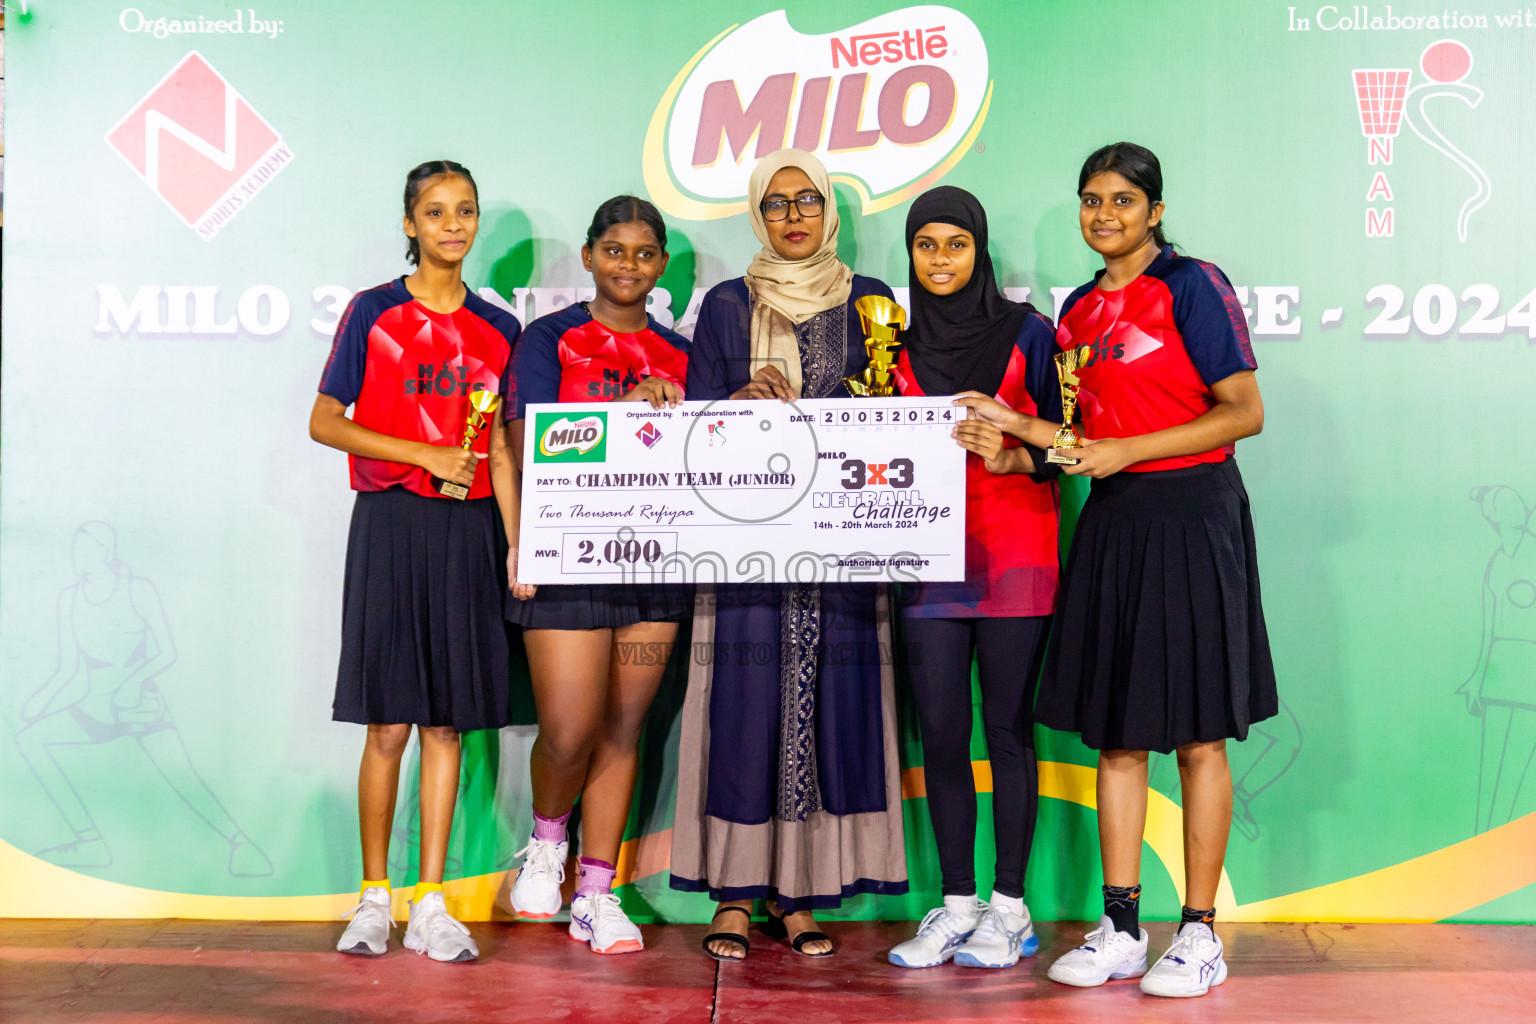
[531,809,570,844]
[575,856,616,897]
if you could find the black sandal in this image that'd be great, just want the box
[702,905,751,962]
[762,905,834,958]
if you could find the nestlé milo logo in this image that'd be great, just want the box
[535,412,608,462]
[643,6,991,220]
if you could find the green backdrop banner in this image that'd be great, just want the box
[2,0,1533,923]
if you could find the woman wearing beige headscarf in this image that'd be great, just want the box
[668,150,908,961]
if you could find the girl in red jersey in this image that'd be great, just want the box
[501,196,689,955]
[971,142,1276,998]
[886,187,1062,971]
[311,161,522,963]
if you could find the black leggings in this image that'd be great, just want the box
[903,614,1050,899]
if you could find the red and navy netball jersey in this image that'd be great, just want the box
[318,277,520,499]
[503,303,690,419]
[1057,246,1256,473]
[893,312,1062,618]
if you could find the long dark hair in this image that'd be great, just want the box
[1077,142,1169,248]
[584,195,668,251]
[403,160,478,265]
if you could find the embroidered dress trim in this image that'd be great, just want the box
[776,583,822,822]
[795,304,850,400]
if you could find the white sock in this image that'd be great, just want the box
[943,894,981,919]
[990,891,1027,918]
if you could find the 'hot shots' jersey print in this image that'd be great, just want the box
[1056,246,1257,473]
[504,303,690,419]
[318,277,520,498]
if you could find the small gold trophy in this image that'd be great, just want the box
[1046,346,1093,465]
[843,295,908,397]
[433,388,502,499]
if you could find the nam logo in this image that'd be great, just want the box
[643,6,990,220]
[535,412,608,462]
[1352,39,1489,241]
[106,51,295,240]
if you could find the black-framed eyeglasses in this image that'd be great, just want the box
[760,194,825,221]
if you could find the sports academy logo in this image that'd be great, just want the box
[643,6,990,220]
[535,412,608,463]
[1352,39,1489,241]
[106,51,294,240]
[635,422,664,449]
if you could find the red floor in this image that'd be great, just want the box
[2,919,1532,1023]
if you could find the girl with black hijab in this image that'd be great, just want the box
[887,186,1064,970]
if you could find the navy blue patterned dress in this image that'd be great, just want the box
[669,275,910,911]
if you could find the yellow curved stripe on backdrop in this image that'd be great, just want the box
[1223,809,1536,923]
[902,760,1536,921]
[901,759,1236,909]
[3,761,1532,921]
[0,830,671,922]
[0,834,378,920]
[0,835,476,927]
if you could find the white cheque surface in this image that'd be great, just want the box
[518,398,967,584]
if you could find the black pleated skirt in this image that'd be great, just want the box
[1036,460,1277,754]
[506,582,692,630]
[332,487,509,731]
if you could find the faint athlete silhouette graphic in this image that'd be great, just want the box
[1150,704,1303,842]
[1461,486,1536,832]
[15,522,273,875]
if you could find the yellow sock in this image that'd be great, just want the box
[413,881,444,902]
[361,878,390,898]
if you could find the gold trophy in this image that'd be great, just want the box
[433,388,502,499]
[843,294,908,397]
[1046,346,1093,465]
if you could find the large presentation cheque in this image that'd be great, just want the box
[517,397,968,585]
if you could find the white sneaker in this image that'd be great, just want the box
[336,886,392,956]
[568,891,644,954]
[403,891,478,963]
[1046,915,1149,987]
[509,836,567,919]
[1140,923,1227,997]
[954,902,1038,968]
[888,896,983,968]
